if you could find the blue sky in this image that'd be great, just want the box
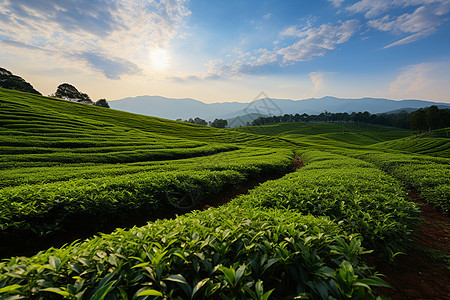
[1,0,450,103]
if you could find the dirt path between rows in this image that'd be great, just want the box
[374,191,450,300]
[203,155,304,209]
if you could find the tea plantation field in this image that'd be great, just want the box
[0,88,448,299]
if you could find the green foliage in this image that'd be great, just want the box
[0,88,296,250]
[233,122,412,147]
[374,135,450,158]
[0,87,294,149]
[211,118,228,128]
[0,87,446,299]
[0,206,386,299]
[0,67,41,95]
[54,83,92,103]
[344,150,450,213]
[94,98,110,108]
[0,149,294,241]
[233,151,419,255]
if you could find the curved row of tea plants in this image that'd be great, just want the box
[342,150,450,213]
[0,88,295,149]
[375,137,450,158]
[233,150,419,256]
[0,205,388,299]
[0,148,291,189]
[0,144,238,166]
[0,148,295,248]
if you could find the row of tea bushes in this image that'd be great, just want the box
[233,151,419,257]
[0,205,387,299]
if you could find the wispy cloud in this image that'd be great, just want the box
[263,13,272,20]
[277,20,359,64]
[0,39,51,52]
[309,72,326,95]
[328,0,345,8]
[79,52,141,79]
[383,27,436,48]
[389,62,437,94]
[0,0,190,79]
[388,62,450,100]
[347,0,450,47]
[174,20,359,80]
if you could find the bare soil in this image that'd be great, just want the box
[374,191,450,300]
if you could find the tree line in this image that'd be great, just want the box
[177,117,228,128]
[251,106,450,132]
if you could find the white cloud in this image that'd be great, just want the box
[309,72,325,95]
[0,0,191,78]
[277,20,359,64]
[347,0,393,18]
[368,4,449,33]
[263,13,272,20]
[172,48,280,81]
[173,20,359,80]
[347,0,450,47]
[383,27,436,48]
[328,0,345,8]
[388,62,450,100]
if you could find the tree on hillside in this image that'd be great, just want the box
[440,109,450,129]
[0,67,41,95]
[211,119,228,128]
[410,109,427,132]
[54,83,93,104]
[94,98,110,108]
[426,105,440,132]
[194,117,208,126]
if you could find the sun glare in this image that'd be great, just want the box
[150,48,170,70]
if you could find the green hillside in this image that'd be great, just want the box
[232,122,413,147]
[0,88,294,149]
[0,88,448,299]
[0,88,296,254]
[373,129,450,157]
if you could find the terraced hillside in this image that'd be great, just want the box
[373,128,450,157]
[0,88,297,254]
[0,88,449,299]
[233,122,413,148]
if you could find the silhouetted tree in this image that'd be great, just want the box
[55,83,92,103]
[193,117,208,125]
[211,119,228,128]
[410,109,427,132]
[426,105,440,132]
[94,98,110,108]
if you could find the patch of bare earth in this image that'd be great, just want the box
[375,191,450,300]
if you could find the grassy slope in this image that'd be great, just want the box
[232,122,413,147]
[1,88,446,299]
[0,88,298,255]
[373,128,450,157]
[234,121,450,213]
[0,88,294,149]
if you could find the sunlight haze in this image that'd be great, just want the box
[0,0,449,103]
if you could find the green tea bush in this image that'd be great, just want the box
[346,151,450,213]
[0,170,243,237]
[0,206,387,299]
[233,151,418,255]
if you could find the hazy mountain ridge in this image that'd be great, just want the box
[110,95,450,122]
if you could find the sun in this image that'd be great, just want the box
[150,48,170,70]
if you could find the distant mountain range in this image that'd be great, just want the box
[110,95,450,126]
